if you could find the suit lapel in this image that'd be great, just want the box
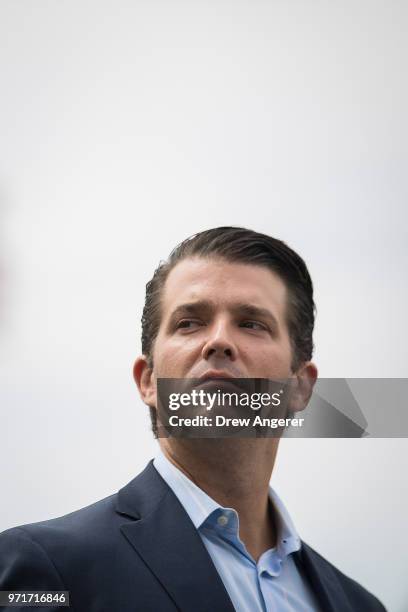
[116,461,235,612]
[294,543,354,612]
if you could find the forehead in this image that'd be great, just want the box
[161,257,288,323]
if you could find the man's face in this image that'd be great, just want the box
[150,257,295,383]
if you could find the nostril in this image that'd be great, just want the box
[203,342,235,361]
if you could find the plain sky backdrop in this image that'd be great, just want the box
[1,2,407,610]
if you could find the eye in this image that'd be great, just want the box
[240,320,269,331]
[175,319,203,331]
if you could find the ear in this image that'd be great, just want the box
[289,362,318,412]
[133,356,156,408]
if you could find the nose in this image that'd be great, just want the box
[201,320,237,361]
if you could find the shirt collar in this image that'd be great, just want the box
[153,448,301,557]
[153,448,219,529]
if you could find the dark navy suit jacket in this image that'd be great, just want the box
[0,461,386,611]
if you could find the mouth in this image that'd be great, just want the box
[195,371,246,394]
[198,370,236,382]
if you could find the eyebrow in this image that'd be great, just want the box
[167,300,280,330]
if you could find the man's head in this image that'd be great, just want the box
[134,227,317,436]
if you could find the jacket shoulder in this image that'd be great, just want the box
[0,493,124,579]
[0,461,161,568]
[2,492,116,538]
[301,542,386,611]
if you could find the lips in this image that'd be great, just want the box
[199,370,236,382]
[195,371,247,394]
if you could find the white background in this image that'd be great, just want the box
[1,1,407,610]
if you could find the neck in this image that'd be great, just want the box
[159,438,280,561]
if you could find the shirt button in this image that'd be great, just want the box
[217,515,229,527]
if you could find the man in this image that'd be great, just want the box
[0,227,385,611]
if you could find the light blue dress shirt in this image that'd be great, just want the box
[153,450,321,612]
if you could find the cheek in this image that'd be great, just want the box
[245,343,293,377]
[153,337,201,377]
